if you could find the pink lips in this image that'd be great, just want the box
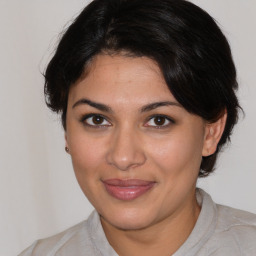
[102,179,155,201]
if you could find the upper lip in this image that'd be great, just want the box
[102,179,156,187]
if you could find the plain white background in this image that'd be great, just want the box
[0,1,255,255]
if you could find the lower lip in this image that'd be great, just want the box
[103,183,155,201]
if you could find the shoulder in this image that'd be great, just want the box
[194,189,256,255]
[18,211,99,256]
[217,203,256,228]
[211,204,256,255]
[216,204,256,238]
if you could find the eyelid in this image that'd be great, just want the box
[79,113,175,129]
[144,114,175,128]
[80,113,112,127]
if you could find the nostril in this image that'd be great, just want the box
[106,130,146,171]
[106,148,147,171]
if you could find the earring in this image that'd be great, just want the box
[65,146,69,153]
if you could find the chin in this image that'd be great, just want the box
[100,207,156,231]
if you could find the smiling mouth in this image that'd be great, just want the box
[102,179,156,201]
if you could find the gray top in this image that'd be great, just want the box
[19,189,256,256]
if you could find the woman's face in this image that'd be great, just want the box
[65,54,209,230]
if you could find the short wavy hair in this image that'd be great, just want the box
[44,0,240,177]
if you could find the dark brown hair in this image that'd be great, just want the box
[44,0,240,177]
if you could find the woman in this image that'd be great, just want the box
[19,0,256,255]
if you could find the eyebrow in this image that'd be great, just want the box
[141,101,182,112]
[72,98,181,113]
[72,98,113,113]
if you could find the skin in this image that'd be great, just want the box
[65,54,226,256]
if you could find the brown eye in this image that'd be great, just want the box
[83,115,111,127]
[145,115,173,128]
[153,116,166,126]
[92,116,104,125]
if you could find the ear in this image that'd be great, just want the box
[64,133,70,153]
[65,133,68,147]
[202,111,227,157]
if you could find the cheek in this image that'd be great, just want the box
[68,135,108,203]
[147,129,204,176]
[68,134,107,178]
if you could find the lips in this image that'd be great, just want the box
[102,179,156,201]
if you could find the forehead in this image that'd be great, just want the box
[68,54,180,110]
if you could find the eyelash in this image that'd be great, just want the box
[80,114,111,128]
[145,115,175,128]
[80,114,175,129]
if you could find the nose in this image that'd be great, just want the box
[106,127,146,171]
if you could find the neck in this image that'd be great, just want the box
[100,191,200,256]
